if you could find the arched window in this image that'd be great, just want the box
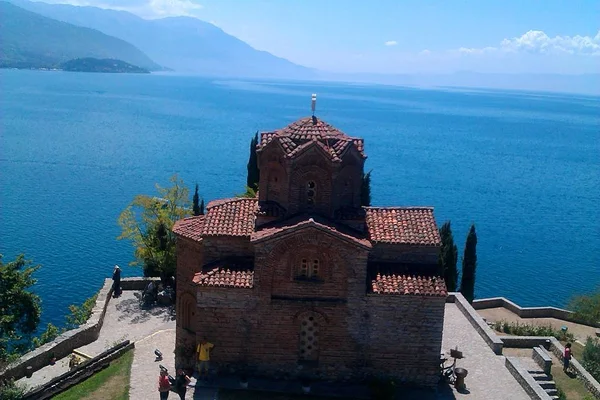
[298,258,320,280]
[299,314,320,362]
[179,293,195,331]
[306,181,316,205]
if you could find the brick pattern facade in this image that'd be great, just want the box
[174,115,447,387]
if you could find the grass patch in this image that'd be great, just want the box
[218,389,360,400]
[550,356,594,400]
[53,349,134,400]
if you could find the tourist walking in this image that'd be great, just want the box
[112,265,121,297]
[174,368,191,399]
[196,337,215,381]
[563,343,572,372]
[158,368,171,399]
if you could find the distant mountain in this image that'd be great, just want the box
[8,0,315,78]
[0,2,161,70]
[61,58,149,73]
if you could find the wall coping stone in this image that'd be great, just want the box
[532,346,552,375]
[505,357,553,400]
[447,292,503,355]
[473,297,600,328]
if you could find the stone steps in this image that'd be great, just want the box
[527,367,558,399]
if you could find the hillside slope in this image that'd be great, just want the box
[8,0,314,78]
[0,2,161,70]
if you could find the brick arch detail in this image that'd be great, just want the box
[294,309,328,324]
[178,291,196,330]
[289,165,332,214]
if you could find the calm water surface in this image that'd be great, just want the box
[1,70,599,329]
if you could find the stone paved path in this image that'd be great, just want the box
[442,303,530,400]
[129,329,218,400]
[17,291,176,391]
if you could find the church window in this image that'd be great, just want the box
[297,258,320,280]
[299,315,319,362]
[306,181,316,205]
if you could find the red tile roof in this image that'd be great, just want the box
[365,207,441,246]
[252,216,372,249]
[172,216,205,241]
[371,274,447,296]
[201,198,258,237]
[193,268,254,288]
[258,116,365,162]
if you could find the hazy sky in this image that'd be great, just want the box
[36,0,600,74]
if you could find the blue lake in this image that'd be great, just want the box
[1,70,599,330]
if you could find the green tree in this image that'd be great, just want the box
[0,254,42,363]
[246,131,260,190]
[32,323,60,348]
[0,380,26,400]
[438,221,458,292]
[236,186,258,199]
[192,183,202,216]
[118,174,191,277]
[582,337,600,382]
[460,224,478,303]
[568,288,600,326]
[361,170,372,207]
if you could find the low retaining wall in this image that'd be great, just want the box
[23,340,134,400]
[0,277,156,383]
[473,297,600,328]
[498,336,553,349]
[0,279,114,382]
[547,338,600,399]
[532,346,552,375]
[505,357,553,400]
[447,292,504,355]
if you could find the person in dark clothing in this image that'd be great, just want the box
[112,265,121,298]
[174,368,191,399]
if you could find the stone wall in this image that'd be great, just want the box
[0,279,113,382]
[532,346,552,375]
[448,293,504,355]
[473,297,600,328]
[505,357,553,400]
[368,243,439,265]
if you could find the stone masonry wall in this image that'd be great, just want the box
[369,243,439,266]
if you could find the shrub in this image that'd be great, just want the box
[493,320,575,342]
[0,380,26,400]
[582,337,600,382]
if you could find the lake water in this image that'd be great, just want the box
[1,70,599,330]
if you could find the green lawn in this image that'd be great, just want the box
[550,357,595,400]
[53,350,134,400]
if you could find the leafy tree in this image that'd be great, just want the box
[192,183,202,216]
[582,337,600,382]
[438,221,458,292]
[65,294,98,329]
[0,254,42,363]
[361,170,372,207]
[236,186,258,199]
[246,131,260,190]
[568,288,600,326]
[32,323,60,348]
[460,224,478,303]
[118,174,191,277]
[0,380,26,400]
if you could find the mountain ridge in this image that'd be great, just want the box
[8,0,316,79]
[0,1,161,70]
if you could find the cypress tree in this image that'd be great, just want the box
[192,183,201,216]
[460,224,478,303]
[361,170,372,207]
[246,131,260,190]
[438,221,458,292]
[199,198,205,215]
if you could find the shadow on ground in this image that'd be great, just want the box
[115,297,175,324]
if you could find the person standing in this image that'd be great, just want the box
[174,368,191,399]
[158,368,171,399]
[563,343,572,372]
[196,337,215,381]
[112,265,121,298]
